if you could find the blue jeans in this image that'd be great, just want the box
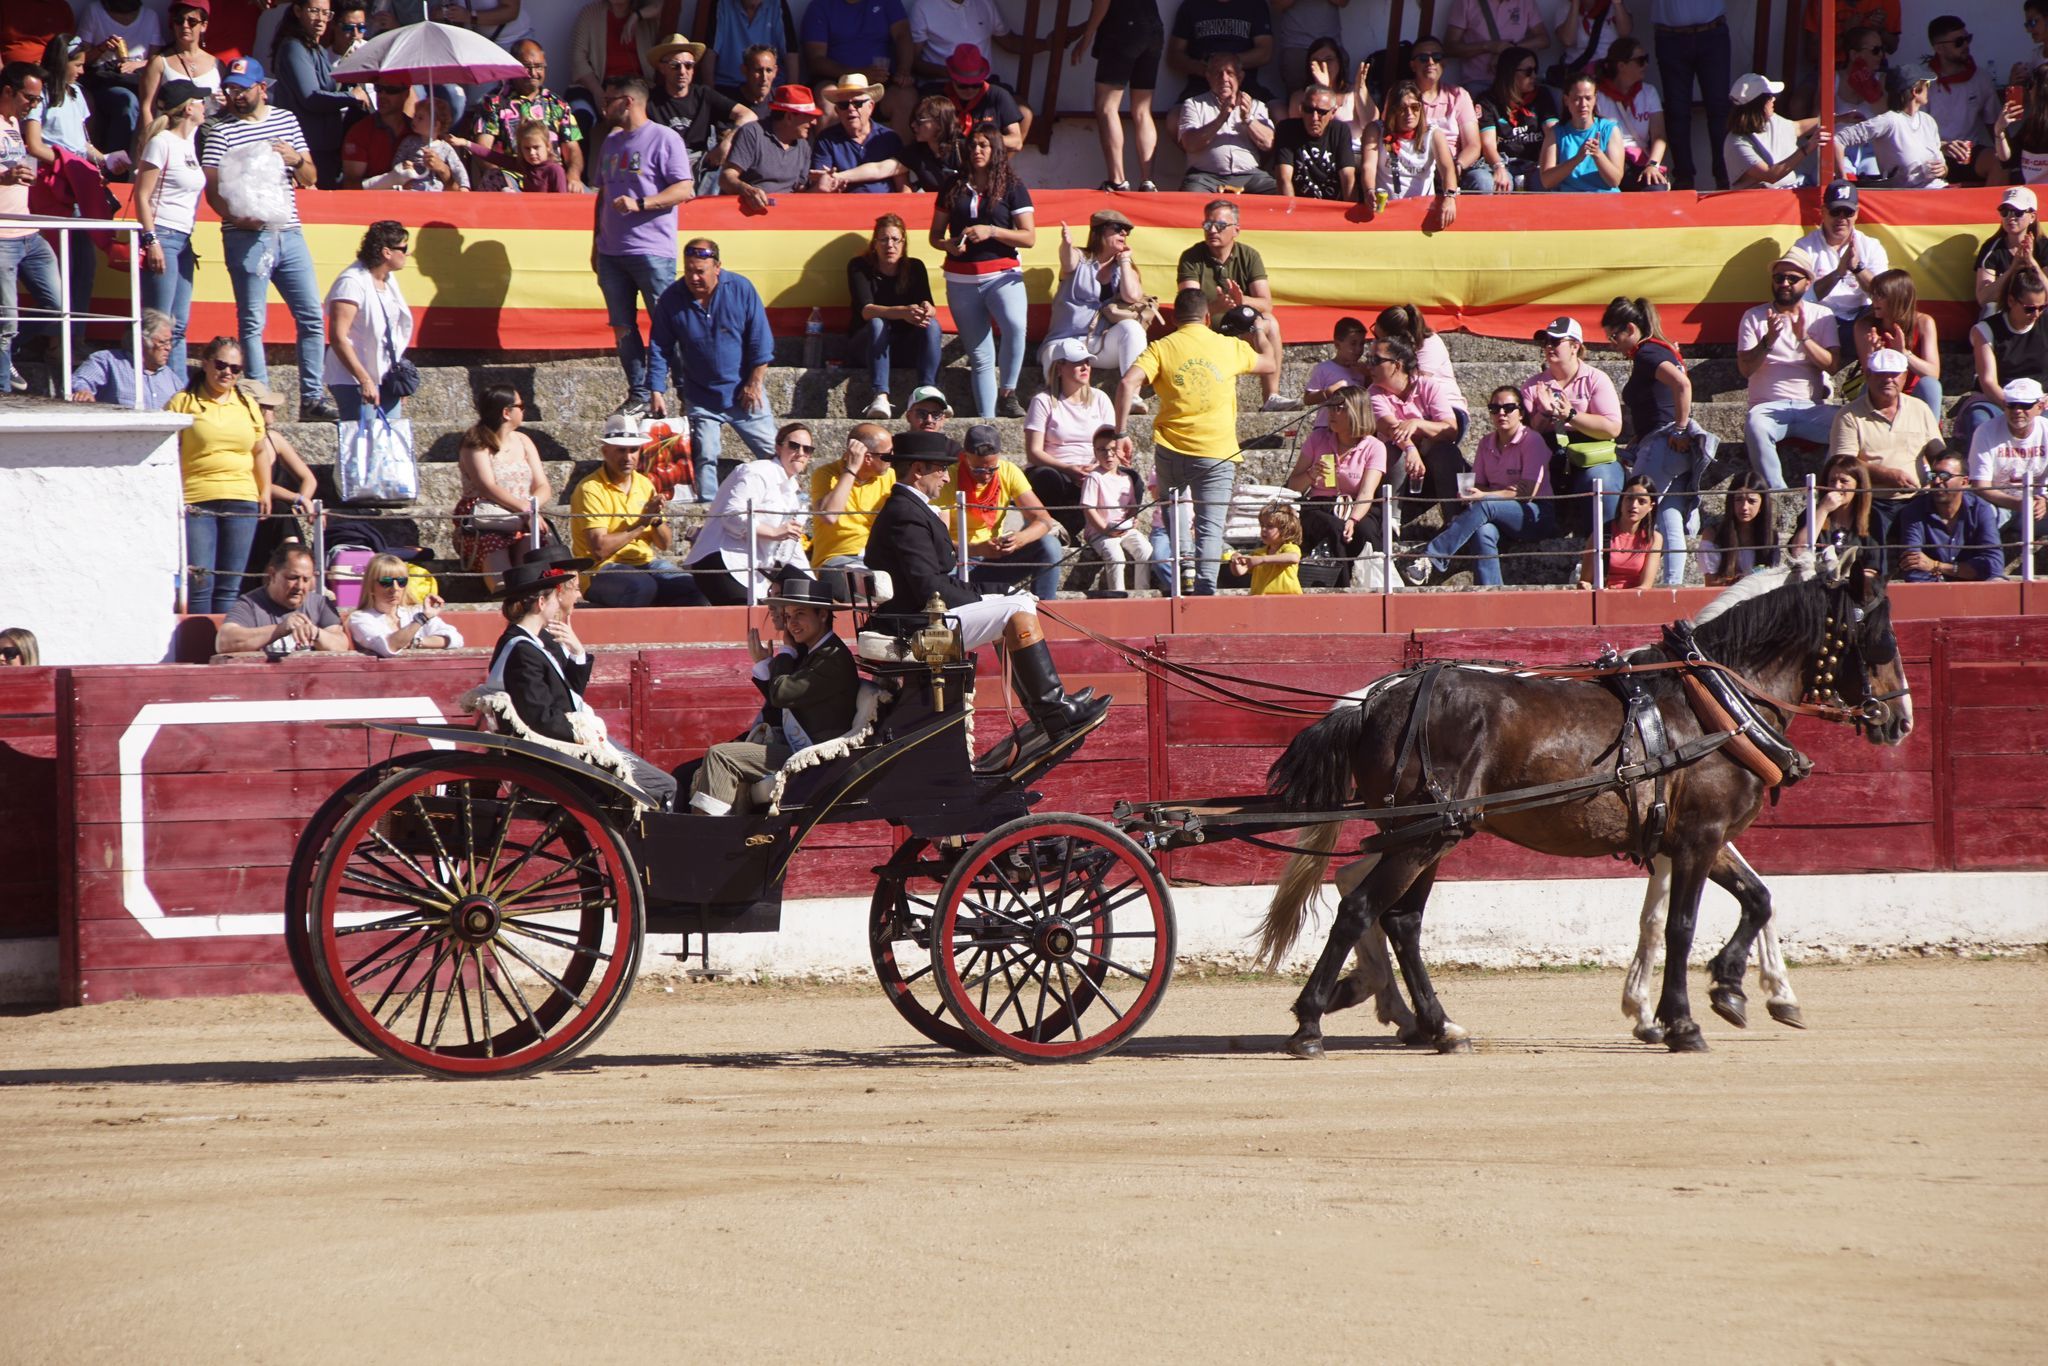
[1654,495,1701,588]
[186,499,260,614]
[968,536,1061,601]
[1952,398,2003,454]
[852,315,944,392]
[331,384,405,423]
[1423,498,1556,586]
[85,78,140,156]
[585,558,706,608]
[1154,445,1237,592]
[142,225,198,378]
[219,225,326,408]
[685,397,780,502]
[595,252,674,405]
[1743,399,1838,489]
[1654,18,1732,188]
[1572,459,1625,534]
[1908,374,1942,418]
[945,270,1028,415]
[0,232,61,385]
[1148,495,1193,593]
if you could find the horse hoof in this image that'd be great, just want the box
[1632,1023,1666,1045]
[1709,986,1748,1030]
[1768,1001,1808,1030]
[1664,1023,1709,1054]
[1396,1026,1433,1047]
[1284,1033,1327,1060]
[1435,1032,1474,1054]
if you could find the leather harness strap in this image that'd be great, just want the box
[1682,673,1784,788]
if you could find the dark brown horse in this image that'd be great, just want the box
[1255,568,1913,1056]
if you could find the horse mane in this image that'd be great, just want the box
[1687,568,1834,674]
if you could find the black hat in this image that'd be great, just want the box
[888,430,954,465]
[765,572,845,609]
[495,544,593,600]
[1215,303,1260,337]
[962,423,1000,455]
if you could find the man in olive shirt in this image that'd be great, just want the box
[1175,197,1288,409]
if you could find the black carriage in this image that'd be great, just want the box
[285,606,1177,1079]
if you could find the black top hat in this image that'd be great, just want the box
[888,430,954,465]
[765,571,846,609]
[495,544,594,600]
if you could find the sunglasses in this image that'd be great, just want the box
[2018,303,2048,316]
[210,359,243,373]
[340,22,367,32]
[174,13,206,25]
[1940,33,1973,45]
[663,59,696,69]
[0,646,19,661]
[2008,400,2040,410]
[2000,206,2032,218]
[1305,105,1336,116]
[1202,219,1236,231]
[783,440,815,454]
[1513,64,1538,76]
[1771,273,1807,285]
[1827,206,1856,217]
[1413,51,1445,64]
[374,576,408,587]
[1486,402,1522,413]
[840,97,872,109]
[684,247,719,260]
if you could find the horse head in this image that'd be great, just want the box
[1812,568,1913,746]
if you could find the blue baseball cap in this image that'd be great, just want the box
[222,56,268,89]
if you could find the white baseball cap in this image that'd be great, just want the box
[2003,377,2045,405]
[1729,73,1784,104]
[2003,186,2039,213]
[1534,315,1584,344]
[1048,337,1094,366]
[1865,348,1910,376]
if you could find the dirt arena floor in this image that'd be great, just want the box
[1,956,2042,1364]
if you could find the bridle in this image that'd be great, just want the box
[1803,582,1909,733]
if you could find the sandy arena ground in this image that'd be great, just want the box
[1,956,2042,1364]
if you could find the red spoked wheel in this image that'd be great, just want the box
[306,753,644,1079]
[932,814,1176,1063]
[870,836,987,1055]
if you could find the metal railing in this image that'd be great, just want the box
[0,212,148,411]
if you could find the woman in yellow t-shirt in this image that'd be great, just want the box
[166,337,271,614]
[1226,502,1305,595]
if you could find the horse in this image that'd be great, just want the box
[1254,566,1913,1056]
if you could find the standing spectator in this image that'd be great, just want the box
[1832,25,1889,174]
[1273,0,1343,93]
[592,73,693,421]
[1445,0,1550,91]
[215,544,350,653]
[735,43,782,120]
[75,2,155,157]
[1366,333,1466,527]
[801,0,917,128]
[810,423,895,567]
[1223,501,1302,593]
[24,38,102,359]
[69,309,181,409]
[1071,0,1164,191]
[1407,35,1489,194]
[1601,295,1691,453]
[0,63,59,396]
[1578,476,1662,588]
[720,81,819,203]
[1116,288,1277,594]
[1651,0,1731,191]
[1832,63,1949,189]
[929,119,1033,418]
[709,1,799,100]
[900,91,961,188]
[1363,80,1459,217]
[1476,43,1554,190]
[454,385,554,588]
[1374,303,1468,437]
[572,412,704,607]
[569,0,660,149]
[168,337,269,614]
[1176,198,1289,409]
[1796,180,1888,326]
[468,40,588,191]
[134,79,207,377]
[811,72,904,190]
[324,220,414,425]
[685,420,815,605]
[1975,188,2046,316]
[1523,315,1625,532]
[1724,72,1820,189]
[1275,85,1358,200]
[1406,384,1553,587]
[1698,471,1781,585]
[650,236,778,501]
[937,43,1025,152]
[1851,269,1941,415]
[1540,73,1623,191]
[137,3,223,137]
[1164,0,1274,101]
[644,34,749,192]
[1024,337,1116,538]
[347,553,464,655]
[25,36,100,167]
[339,80,410,188]
[1040,209,1148,387]
[1594,37,1670,188]
[1176,52,1277,193]
[1897,449,2005,582]
[1080,425,1149,593]
[1925,15,1999,185]
[200,57,333,420]
[270,0,360,188]
[1829,348,1943,549]
[328,4,370,61]
[939,424,1062,600]
[1286,386,1387,573]
[1738,246,1842,489]
[0,628,39,666]
[848,212,940,417]
[1790,454,1878,574]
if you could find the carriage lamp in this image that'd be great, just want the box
[914,594,963,709]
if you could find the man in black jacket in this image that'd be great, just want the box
[865,431,1108,740]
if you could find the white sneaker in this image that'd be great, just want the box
[862,393,893,419]
[1261,394,1303,412]
[1402,556,1433,587]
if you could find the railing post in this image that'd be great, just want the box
[1164,490,1182,600]
[1591,490,1606,591]
[745,499,758,607]
[310,500,327,584]
[175,504,189,613]
[56,226,73,389]
[1381,484,1397,595]
[128,224,143,412]
[955,491,970,581]
[2025,472,2038,585]
[528,494,542,552]
[1804,474,1820,550]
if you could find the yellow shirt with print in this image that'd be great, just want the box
[571,469,660,585]
[936,458,1034,547]
[1135,323,1260,464]
[1249,541,1302,595]
[808,458,896,564]
[167,388,265,504]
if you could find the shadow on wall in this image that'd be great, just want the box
[412,220,513,350]
[1707,233,1796,314]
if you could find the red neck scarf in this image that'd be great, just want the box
[955,459,1004,534]
[1598,78,1644,120]
[1935,55,1978,89]
[1844,62,1884,107]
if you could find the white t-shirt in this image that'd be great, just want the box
[1081,466,1139,535]
[1966,418,2048,488]
[1737,301,1840,405]
[322,262,415,388]
[142,128,206,235]
[78,1,167,56]
[1595,84,1664,159]
[1793,226,1888,323]
[1834,109,1948,189]
[1024,387,1114,470]
[348,605,465,657]
[1724,113,1806,189]
[908,0,1009,67]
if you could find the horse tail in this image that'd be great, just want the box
[1254,821,1342,970]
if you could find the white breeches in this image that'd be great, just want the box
[950,592,1038,651]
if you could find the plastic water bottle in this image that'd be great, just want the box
[803,307,824,370]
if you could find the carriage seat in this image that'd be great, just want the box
[745,678,891,814]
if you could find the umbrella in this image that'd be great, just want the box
[331,20,526,86]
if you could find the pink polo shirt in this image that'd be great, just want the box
[1472,427,1553,494]
[1370,374,1460,432]
[1520,363,1621,431]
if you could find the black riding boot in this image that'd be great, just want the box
[1007,640,1111,738]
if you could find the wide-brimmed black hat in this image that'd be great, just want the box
[888,430,954,466]
[765,571,846,609]
[495,544,593,600]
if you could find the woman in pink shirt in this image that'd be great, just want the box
[1375,302,1470,437]
[1521,314,1623,534]
[1286,387,1389,568]
[1367,333,1471,525]
[1404,385,1555,586]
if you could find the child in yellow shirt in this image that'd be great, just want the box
[1225,502,1304,594]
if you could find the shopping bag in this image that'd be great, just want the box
[336,412,419,505]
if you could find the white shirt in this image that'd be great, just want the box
[908,0,1008,67]
[322,262,414,389]
[348,604,466,657]
[142,128,206,236]
[1793,226,1889,323]
[1596,84,1664,159]
[1834,109,1949,189]
[692,457,809,581]
[1024,387,1114,470]
[1924,64,1999,146]
[1178,91,1274,177]
[1966,417,2048,488]
[78,1,166,55]
[1724,113,1806,189]
[1737,301,1840,405]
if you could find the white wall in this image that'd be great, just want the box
[0,410,189,666]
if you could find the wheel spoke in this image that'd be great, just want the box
[498,917,615,962]
[364,930,443,1014]
[491,933,595,1010]
[475,947,495,1058]
[336,910,441,937]
[480,790,522,880]
[484,943,544,1037]
[346,924,434,989]
[428,952,463,1047]
[408,793,461,889]
[340,864,453,914]
[482,809,571,898]
[497,849,603,908]
[401,939,454,1043]
[1069,944,1155,982]
[1052,960,1085,1041]
[364,824,449,898]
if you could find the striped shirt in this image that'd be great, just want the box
[199,105,310,227]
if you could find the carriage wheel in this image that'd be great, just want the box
[307,753,645,1079]
[870,837,988,1055]
[932,814,1176,1063]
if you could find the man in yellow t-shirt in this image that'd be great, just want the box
[570,414,706,607]
[1114,288,1276,594]
[935,424,1062,599]
[809,422,896,567]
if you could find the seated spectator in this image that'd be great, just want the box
[1446,0,1550,91]
[1224,501,1302,594]
[1406,35,1489,194]
[1524,315,1625,533]
[1832,63,1948,188]
[270,0,360,187]
[1832,26,1889,180]
[1364,80,1459,220]
[1275,85,1359,200]
[734,43,783,120]
[456,118,572,192]
[1304,315,1371,415]
[721,83,819,204]
[642,33,749,190]
[1797,180,1887,326]
[568,0,660,150]
[1177,198,1289,409]
[68,309,180,409]
[849,212,940,417]
[1374,304,1469,437]
[364,94,468,191]
[1738,246,1842,489]
[1076,0,1166,192]
[347,552,465,656]
[1995,68,2048,190]
[1724,73,1819,189]
[455,383,554,588]
[651,237,778,500]
[1366,334,1468,527]
[801,0,916,127]
[169,337,268,614]
[134,79,207,376]
[909,0,1044,143]
[1407,384,1551,587]
[340,80,412,189]
[74,3,150,157]
[1577,476,1662,588]
[1177,52,1276,194]
[1287,387,1388,570]
[572,412,705,608]
[1925,15,1999,185]
[1974,187,2046,316]
[684,420,815,605]
[1081,426,1149,594]
[215,544,350,654]
[810,423,895,568]
[1540,73,1623,191]
[929,120,1034,418]
[1163,0,1274,102]
[135,3,221,139]
[324,220,415,425]
[1025,337,1116,539]
[328,3,367,62]
[1274,0,1339,93]
[467,39,587,190]
[1851,268,1941,413]
[0,627,38,666]
[939,424,1061,599]
[1896,449,2004,581]
[1476,43,1554,192]
[1829,348,1942,548]
[900,91,961,189]
[1593,37,1669,189]
[1967,378,2048,543]
[709,7,798,101]
[904,382,955,450]
[811,72,905,191]
[1790,454,1880,576]
[1040,210,1149,394]
[1699,471,1782,586]
[1288,36,1368,153]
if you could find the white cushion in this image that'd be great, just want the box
[857,631,912,663]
